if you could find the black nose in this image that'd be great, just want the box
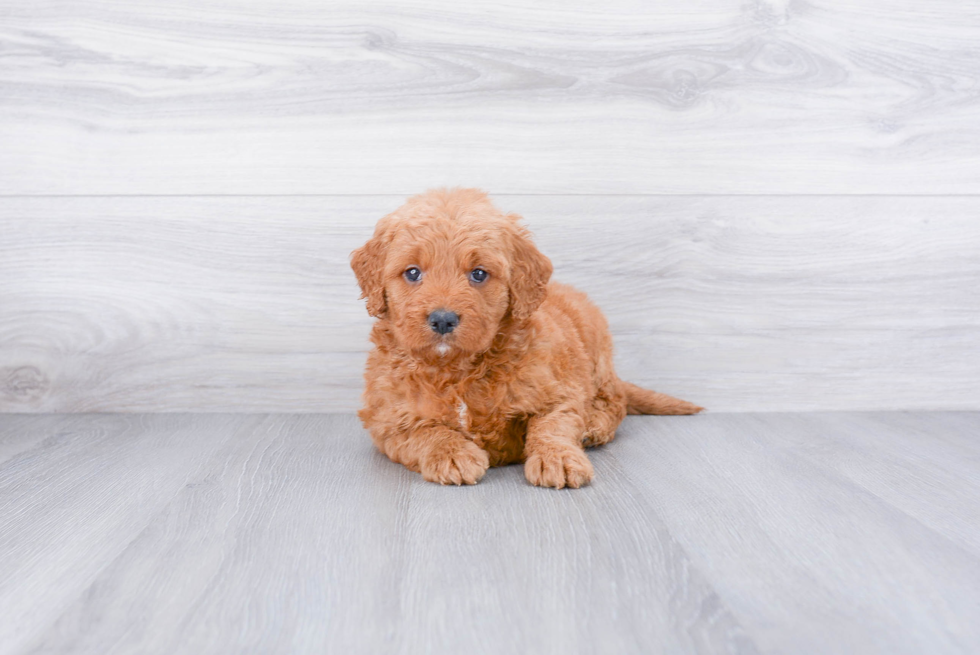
[428,309,459,335]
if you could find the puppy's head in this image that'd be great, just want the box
[351,188,552,359]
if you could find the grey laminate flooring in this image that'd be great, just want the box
[1,413,978,654]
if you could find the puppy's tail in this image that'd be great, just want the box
[620,381,703,415]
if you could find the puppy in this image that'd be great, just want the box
[351,188,702,488]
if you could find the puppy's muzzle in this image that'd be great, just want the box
[428,309,459,335]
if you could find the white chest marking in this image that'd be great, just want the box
[457,401,469,429]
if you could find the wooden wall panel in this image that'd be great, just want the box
[2,195,977,412]
[1,0,978,194]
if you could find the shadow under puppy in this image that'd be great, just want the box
[351,188,702,489]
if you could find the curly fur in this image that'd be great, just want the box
[351,188,702,488]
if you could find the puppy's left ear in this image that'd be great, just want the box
[507,215,553,321]
[350,218,393,318]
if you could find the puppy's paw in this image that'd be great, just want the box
[420,439,490,486]
[524,446,594,489]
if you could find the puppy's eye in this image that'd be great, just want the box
[404,267,422,282]
[469,268,488,283]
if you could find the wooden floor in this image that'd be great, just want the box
[1,413,978,654]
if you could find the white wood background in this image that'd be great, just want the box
[1,0,978,411]
[2,0,980,194]
[2,196,977,412]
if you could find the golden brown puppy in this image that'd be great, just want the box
[351,188,702,488]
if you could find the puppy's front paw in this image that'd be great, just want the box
[420,439,490,486]
[524,446,594,489]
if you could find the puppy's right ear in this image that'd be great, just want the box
[351,219,392,318]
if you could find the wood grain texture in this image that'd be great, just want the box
[1,412,979,654]
[1,0,979,194]
[2,195,978,413]
[612,412,980,655]
[0,414,259,653]
[764,412,980,557]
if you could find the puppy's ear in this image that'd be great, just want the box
[507,216,553,321]
[351,219,392,318]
